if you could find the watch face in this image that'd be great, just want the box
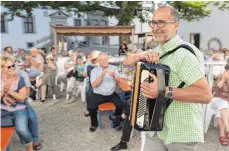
[168,92,173,98]
[167,87,173,98]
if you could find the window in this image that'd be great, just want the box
[100,20,108,26]
[75,19,81,26]
[84,19,89,26]
[102,36,108,45]
[1,15,6,33]
[27,42,34,48]
[24,17,34,33]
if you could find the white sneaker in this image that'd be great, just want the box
[28,98,34,102]
[66,96,76,104]
[66,88,73,94]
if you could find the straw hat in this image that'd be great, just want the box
[91,50,101,60]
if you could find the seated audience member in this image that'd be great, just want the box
[76,49,85,57]
[38,48,47,64]
[26,48,44,78]
[57,52,77,85]
[88,52,124,132]
[119,41,128,56]
[1,54,42,150]
[222,48,229,59]
[36,55,58,103]
[66,56,86,103]
[4,46,14,55]
[15,48,26,63]
[85,53,91,64]
[50,47,57,62]
[211,65,229,146]
[212,50,224,61]
[1,56,34,151]
[84,50,101,117]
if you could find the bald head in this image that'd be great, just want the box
[98,52,109,68]
[151,5,179,44]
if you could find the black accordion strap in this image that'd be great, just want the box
[159,44,196,60]
[160,44,197,108]
[160,44,197,89]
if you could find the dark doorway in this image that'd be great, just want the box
[190,33,200,49]
[194,34,200,49]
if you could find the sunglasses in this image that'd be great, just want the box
[6,64,15,69]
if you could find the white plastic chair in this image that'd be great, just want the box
[203,99,217,134]
[35,72,44,100]
[55,60,66,92]
[81,77,89,103]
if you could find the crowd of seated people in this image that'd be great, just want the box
[3,43,229,151]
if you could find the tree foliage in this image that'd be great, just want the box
[1,1,228,25]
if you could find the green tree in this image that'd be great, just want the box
[2,1,228,24]
[1,1,228,42]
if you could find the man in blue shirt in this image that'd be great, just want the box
[88,52,124,132]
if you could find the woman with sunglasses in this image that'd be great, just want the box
[36,55,58,103]
[1,56,34,151]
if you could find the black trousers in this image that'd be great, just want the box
[121,118,132,142]
[88,92,124,127]
[120,98,132,142]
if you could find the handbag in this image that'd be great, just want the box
[1,109,15,127]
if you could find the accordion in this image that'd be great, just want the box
[130,61,171,131]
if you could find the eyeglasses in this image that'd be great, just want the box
[148,20,176,28]
[6,64,15,69]
[86,56,91,59]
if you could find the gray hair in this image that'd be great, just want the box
[158,6,180,22]
[30,47,38,52]
[98,52,109,58]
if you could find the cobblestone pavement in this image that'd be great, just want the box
[8,97,229,151]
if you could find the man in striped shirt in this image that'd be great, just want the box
[123,6,212,151]
[88,52,124,132]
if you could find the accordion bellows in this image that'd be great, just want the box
[130,61,171,131]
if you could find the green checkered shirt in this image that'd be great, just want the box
[148,35,205,144]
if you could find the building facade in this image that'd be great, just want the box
[178,4,229,51]
[0,6,110,51]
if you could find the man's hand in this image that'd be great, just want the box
[223,70,228,81]
[139,52,159,64]
[141,73,159,99]
[101,68,108,77]
[108,71,115,77]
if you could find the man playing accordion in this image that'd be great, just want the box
[118,5,212,151]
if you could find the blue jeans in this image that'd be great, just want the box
[25,100,39,142]
[27,71,40,78]
[14,109,33,146]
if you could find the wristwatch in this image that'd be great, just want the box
[166,87,173,99]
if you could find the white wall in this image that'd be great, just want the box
[0,7,88,51]
[1,7,57,50]
[108,16,152,46]
[178,5,229,50]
